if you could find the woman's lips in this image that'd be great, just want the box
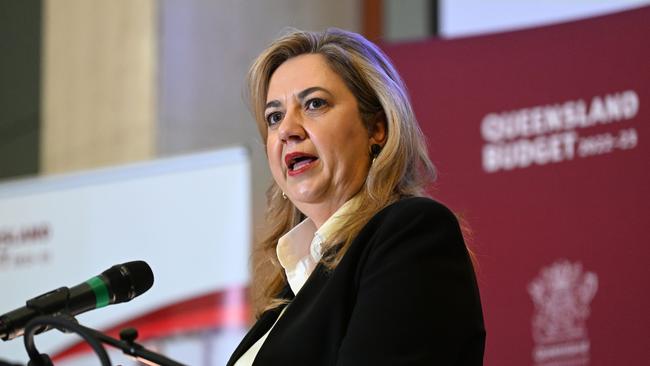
[285,152,318,176]
[288,158,317,176]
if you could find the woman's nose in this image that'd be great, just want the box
[278,110,306,142]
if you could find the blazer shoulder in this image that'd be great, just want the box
[351,196,464,256]
[372,196,458,227]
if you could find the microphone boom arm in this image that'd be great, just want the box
[23,315,187,366]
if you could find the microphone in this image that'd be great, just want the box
[0,260,154,341]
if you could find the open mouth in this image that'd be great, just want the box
[285,152,318,174]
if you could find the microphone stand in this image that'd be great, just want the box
[23,315,186,366]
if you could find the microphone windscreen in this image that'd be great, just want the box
[124,260,154,296]
[103,261,154,303]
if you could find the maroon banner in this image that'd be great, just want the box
[384,6,649,366]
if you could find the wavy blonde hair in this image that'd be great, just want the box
[248,28,436,315]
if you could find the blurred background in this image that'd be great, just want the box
[1,1,648,365]
[2,0,647,237]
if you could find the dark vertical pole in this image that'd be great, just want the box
[430,0,439,37]
[362,0,383,43]
[0,0,42,180]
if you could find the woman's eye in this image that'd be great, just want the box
[306,98,327,110]
[266,112,283,126]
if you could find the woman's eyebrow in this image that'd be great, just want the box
[297,86,332,101]
[264,100,281,111]
[265,87,333,111]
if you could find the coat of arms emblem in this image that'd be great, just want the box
[528,259,598,365]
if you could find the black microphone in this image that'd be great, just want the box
[0,260,154,341]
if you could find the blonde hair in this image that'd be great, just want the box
[248,28,436,315]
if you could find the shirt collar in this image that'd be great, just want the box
[276,195,362,289]
[276,218,317,272]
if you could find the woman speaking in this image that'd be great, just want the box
[228,28,485,365]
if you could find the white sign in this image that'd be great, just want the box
[0,148,251,364]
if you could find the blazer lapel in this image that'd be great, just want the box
[226,286,294,365]
[252,264,331,363]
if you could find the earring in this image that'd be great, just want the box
[371,144,381,157]
[370,144,381,164]
[282,191,287,200]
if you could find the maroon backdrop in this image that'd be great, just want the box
[384,7,649,366]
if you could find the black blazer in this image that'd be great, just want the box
[227,197,485,365]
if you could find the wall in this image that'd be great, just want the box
[41,0,157,173]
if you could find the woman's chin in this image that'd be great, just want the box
[288,192,322,206]
[287,189,331,210]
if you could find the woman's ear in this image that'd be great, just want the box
[369,112,387,146]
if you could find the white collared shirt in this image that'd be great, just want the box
[276,196,360,295]
[234,197,360,365]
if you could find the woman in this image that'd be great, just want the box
[228,28,485,365]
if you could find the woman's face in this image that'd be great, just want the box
[264,54,385,227]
